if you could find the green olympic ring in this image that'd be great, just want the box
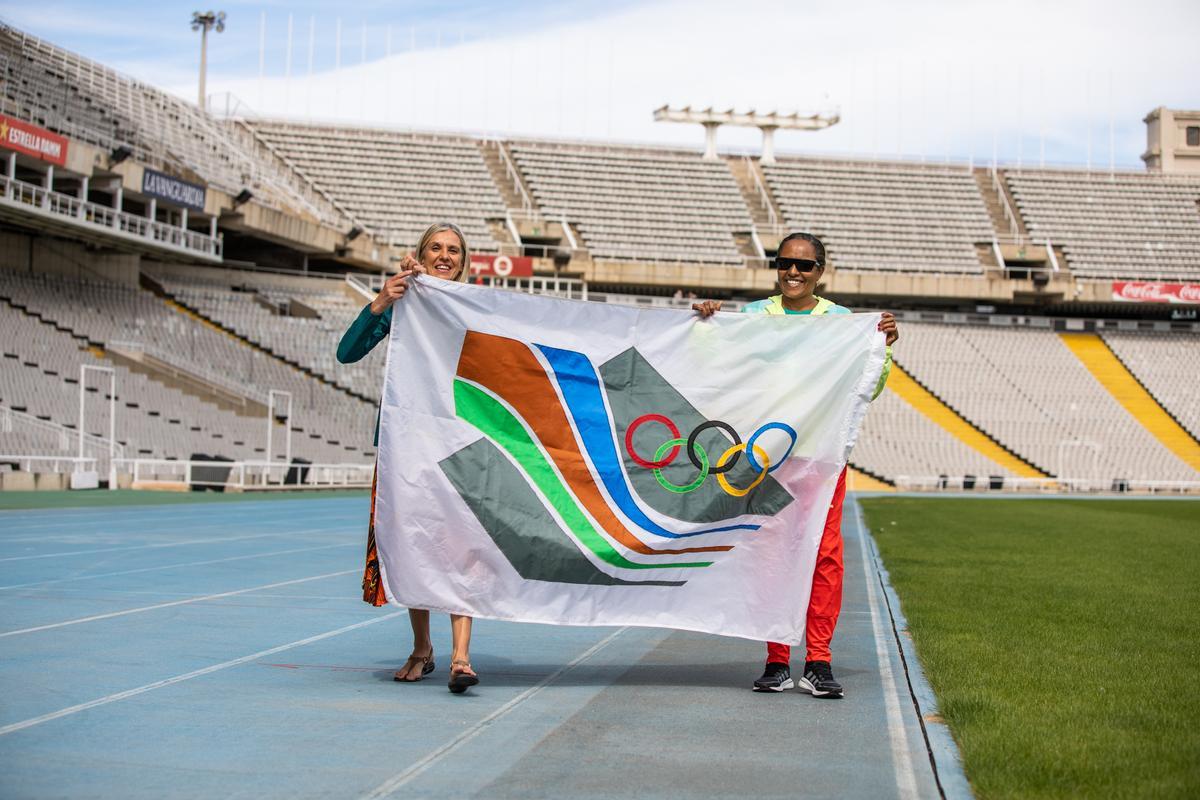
[652,437,709,494]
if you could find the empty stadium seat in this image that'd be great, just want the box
[509,142,753,265]
[762,159,994,274]
[1006,170,1200,281]
[246,122,506,252]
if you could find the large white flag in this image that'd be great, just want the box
[374,277,885,644]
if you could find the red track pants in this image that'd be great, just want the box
[766,466,847,665]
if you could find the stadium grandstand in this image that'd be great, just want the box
[0,21,1197,495]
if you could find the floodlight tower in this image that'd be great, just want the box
[192,10,226,111]
[653,105,840,163]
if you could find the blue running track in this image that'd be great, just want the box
[0,494,950,799]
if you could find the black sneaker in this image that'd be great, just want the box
[752,662,794,692]
[799,660,844,698]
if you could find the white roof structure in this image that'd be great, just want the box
[653,105,839,162]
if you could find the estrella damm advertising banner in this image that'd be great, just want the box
[0,114,68,166]
[374,278,886,644]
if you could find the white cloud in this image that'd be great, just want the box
[166,0,1198,166]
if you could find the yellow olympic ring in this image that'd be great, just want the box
[714,443,771,498]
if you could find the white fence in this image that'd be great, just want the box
[892,475,1200,495]
[0,455,97,473]
[113,458,373,491]
[1,404,125,475]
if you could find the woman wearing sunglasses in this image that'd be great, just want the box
[693,231,898,700]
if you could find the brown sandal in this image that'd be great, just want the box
[393,652,435,682]
[448,659,479,694]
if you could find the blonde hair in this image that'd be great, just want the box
[415,222,471,283]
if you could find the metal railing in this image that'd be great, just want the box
[990,167,1021,237]
[586,292,750,312]
[495,142,534,216]
[0,403,124,479]
[1,405,125,458]
[484,276,588,300]
[989,234,1060,274]
[744,156,778,226]
[350,272,589,301]
[345,273,376,300]
[560,214,579,251]
[0,175,222,260]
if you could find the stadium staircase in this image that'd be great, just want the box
[1058,333,1200,472]
[885,364,1049,479]
[973,167,1019,269]
[232,118,359,227]
[152,283,375,407]
[0,272,370,460]
[974,168,1028,238]
[479,140,536,216]
[727,156,786,251]
[103,343,267,418]
[486,220,518,251]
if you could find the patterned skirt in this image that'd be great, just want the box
[361,467,387,607]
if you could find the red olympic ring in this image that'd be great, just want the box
[625,414,682,469]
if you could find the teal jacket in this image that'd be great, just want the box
[338,303,392,365]
[337,303,391,445]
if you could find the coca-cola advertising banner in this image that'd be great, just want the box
[469,254,534,278]
[0,114,68,166]
[1112,282,1200,304]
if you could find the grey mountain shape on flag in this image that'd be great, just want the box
[599,348,794,522]
[440,438,687,587]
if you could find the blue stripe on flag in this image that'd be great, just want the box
[535,343,760,538]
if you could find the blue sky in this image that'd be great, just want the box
[4,0,1199,167]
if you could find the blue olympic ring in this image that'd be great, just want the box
[744,422,798,474]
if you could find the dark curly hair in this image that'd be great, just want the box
[777,232,826,266]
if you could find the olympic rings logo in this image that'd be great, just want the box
[624,415,798,497]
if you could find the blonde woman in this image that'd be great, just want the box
[337,222,480,694]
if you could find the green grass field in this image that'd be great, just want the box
[861,497,1200,800]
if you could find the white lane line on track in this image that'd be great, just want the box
[0,501,359,522]
[0,517,280,544]
[0,541,357,591]
[0,569,358,638]
[0,527,337,563]
[1,587,359,602]
[853,499,920,800]
[360,627,629,800]
[0,508,361,537]
[0,610,407,738]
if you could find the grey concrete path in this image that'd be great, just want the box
[374,496,942,799]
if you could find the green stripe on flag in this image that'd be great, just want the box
[453,380,711,571]
[440,438,686,586]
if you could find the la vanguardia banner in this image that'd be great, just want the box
[374,278,886,644]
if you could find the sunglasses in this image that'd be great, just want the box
[774,257,822,273]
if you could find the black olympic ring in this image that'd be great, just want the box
[686,420,743,475]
